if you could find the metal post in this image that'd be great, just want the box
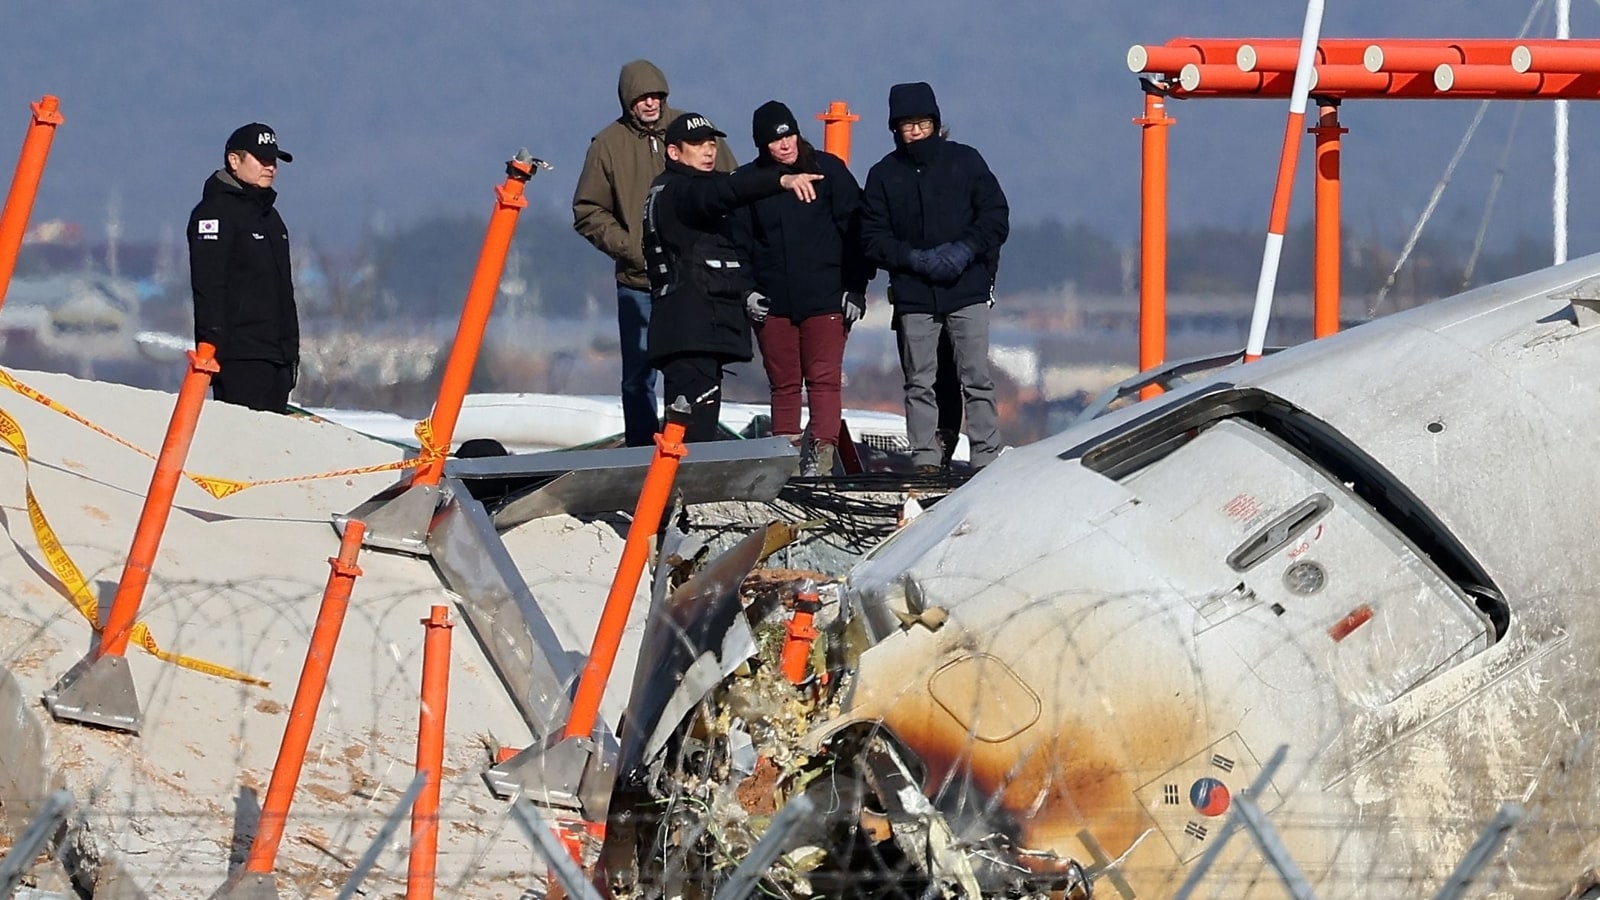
[46,342,220,734]
[815,101,859,168]
[335,772,429,900]
[1311,99,1346,338]
[0,95,64,313]
[1245,0,1326,362]
[406,606,454,900]
[1431,803,1524,900]
[215,523,367,900]
[1232,794,1317,899]
[413,152,545,486]
[1136,80,1172,399]
[509,799,605,900]
[0,789,73,899]
[562,398,691,743]
[1173,744,1289,899]
[1555,0,1570,265]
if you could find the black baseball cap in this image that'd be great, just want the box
[226,123,294,163]
[664,112,725,145]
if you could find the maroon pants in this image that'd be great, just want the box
[756,312,846,446]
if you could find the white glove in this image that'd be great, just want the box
[842,291,866,325]
[746,291,771,323]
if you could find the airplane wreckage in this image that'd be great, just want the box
[458,254,1600,899]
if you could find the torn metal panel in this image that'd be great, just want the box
[426,479,578,741]
[441,436,799,526]
[615,527,768,778]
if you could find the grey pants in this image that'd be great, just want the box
[896,306,1002,467]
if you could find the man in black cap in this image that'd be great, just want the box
[187,123,299,413]
[642,112,825,442]
[861,82,1009,472]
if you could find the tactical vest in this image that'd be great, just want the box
[643,184,676,298]
[644,183,755,301]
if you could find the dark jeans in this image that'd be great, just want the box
[658,353,725,443]
[617,283,659,446]
[755,312,847,446]
[212,359,293,413]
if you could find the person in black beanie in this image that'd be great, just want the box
[729,100,872,476]
[861,82,1009,472]
[187,123,300,413]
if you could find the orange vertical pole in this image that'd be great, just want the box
[407,605,454,900]
[816,101,860,167]
[1136,84,1172,400]
[1311,101,1346,339]
[563,403,691,742]
[99,343,220,658]
[412,154,537,486]
[0,95,65,313]
[243,521,366,875]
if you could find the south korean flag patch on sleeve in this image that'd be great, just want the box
[198,219,219,234]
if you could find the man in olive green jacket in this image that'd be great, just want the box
[573,59,736,446]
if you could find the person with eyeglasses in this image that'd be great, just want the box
[861,82,1010,473]
[187,122,300,413]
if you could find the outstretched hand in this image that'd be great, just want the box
[779,172,825,203]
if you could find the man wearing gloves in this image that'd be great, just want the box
[643,112,825,443]
[573,60,736,446]
[730,100,872,476]
[188,122,300,413]
[861,81,1009,472]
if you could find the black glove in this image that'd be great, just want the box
[925,241,975,281]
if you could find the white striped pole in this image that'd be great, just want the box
[1245,0,1327,362]
[1555,0,1570,265]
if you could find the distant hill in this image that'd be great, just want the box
[2,0,1594,254]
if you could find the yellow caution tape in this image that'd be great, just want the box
[0,367,423,498]
[1,406,268,686]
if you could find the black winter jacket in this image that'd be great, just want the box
[728,147,871,321]
[860,136,1009,315]
[643,160,785,364]
[187,171,298,363]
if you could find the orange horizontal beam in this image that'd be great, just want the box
[1435,65,1598,96]
[1175,64,1600,100]
[1179,64,1293,94]
[1513,43,1600,74]
[1237,43,1365,71]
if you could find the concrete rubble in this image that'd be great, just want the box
[0,368,657,898]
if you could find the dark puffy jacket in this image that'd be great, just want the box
[187,170,298,363]
[643,160,785,364]
[860,82,1009,315]
[728,145,872,321]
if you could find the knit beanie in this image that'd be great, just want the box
[752,100,801,146]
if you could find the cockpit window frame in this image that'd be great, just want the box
[1063,386,1509,640]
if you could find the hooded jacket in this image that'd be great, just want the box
[729,141,871,321]
[861,82,1009,315]
[187,169,298,364]
[572,60,737,290]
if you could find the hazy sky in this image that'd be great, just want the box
[1,0,1594,252]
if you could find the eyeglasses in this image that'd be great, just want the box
[896,117,935,134]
